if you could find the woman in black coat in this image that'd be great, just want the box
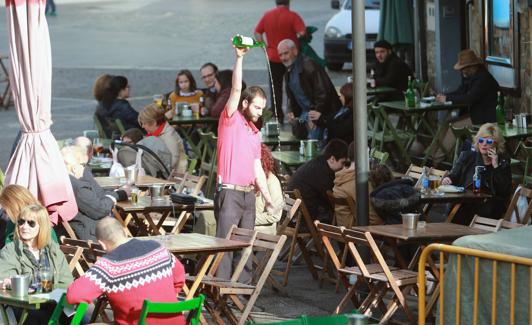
[326,82,353,144]
[441,123,512,224]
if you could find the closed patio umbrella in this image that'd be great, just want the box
[378,0,414,45]
[4,0,77,224]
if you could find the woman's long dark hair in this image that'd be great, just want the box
[175,70,197,93]
[102,76,128,110]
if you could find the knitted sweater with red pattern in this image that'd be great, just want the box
[67,239,185,325]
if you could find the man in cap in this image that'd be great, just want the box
[372,39,412,94]
[436,49,499,125]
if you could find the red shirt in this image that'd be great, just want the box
[255,6,306,63]
[217,109,261,186]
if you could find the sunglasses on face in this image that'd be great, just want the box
[17,219,37,228]
[478,137,494,145]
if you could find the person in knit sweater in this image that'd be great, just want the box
[67,218,185,325]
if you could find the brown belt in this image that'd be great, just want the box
[220,183,254,193]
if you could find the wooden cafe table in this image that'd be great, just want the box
[377,100,467,165]
[138,233,250,300]
[420,190,491,223]
[0,289,49,324]
[114,195,214,237]
[95,175,176,189]
[352,223,489,270]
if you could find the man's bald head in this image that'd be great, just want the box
[96,217,128,250]
[73,136,93,163]
[277,39,298,67]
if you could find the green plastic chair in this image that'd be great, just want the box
[369,148,389,165]
[115,118,126,136]
[48,293,88,325]
[137,294,205,325]
[247,313,366,325]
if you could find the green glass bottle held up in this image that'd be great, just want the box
[232,35,265,49]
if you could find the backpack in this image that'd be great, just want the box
[370,178,420,224]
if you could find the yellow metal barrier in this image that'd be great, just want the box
[418,243,532,325]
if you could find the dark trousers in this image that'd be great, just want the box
[268,61,286,123]
[214,188,256,282]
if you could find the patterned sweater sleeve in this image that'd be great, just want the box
[66,266,105,304]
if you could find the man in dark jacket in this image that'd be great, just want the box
[287,139,348,223]
[278,39,341,140]
[436,49,499,125]
[371,40,412,99]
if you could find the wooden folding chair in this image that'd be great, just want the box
[268,194,302,287]
[197,130,218,199]
[198,232,287,325]
[326,190,356,228]
[59,236,95,271]
[60,218,78,240]
[342,228,417,324]
[502,185,532,224]
[469,215,502,232]
[405,164,446,187]
[314,221,363,313]
[59,245,85,278]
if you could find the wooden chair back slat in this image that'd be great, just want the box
[469,215,502,232]
[502,185,532,224]
[500,220,525,230]
[59,245,85,277]
[341,228,376,277]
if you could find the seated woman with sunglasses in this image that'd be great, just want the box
[0,205,73,324]
[441,123,512,225]
[0,184,59,248]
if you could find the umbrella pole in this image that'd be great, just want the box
[352,0,369,228]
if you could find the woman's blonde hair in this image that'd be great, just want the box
[0,185,39,223]
[138,103,166,126]
[474,123,505,154]
[15,204,51,250]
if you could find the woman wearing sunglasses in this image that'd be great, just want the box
[0,205,72,324]
[441,123,512,224]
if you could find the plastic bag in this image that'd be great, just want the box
[510,186,528,223]
[109,147,125,177]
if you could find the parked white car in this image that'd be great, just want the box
[324,0,380,71]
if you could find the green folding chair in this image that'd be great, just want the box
[115,118,127,136]
[48,293,88,325]
[137,294,205,325]
[247,313,366,325]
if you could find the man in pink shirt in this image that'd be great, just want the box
[215,46,275,281]
[255,0,306,124]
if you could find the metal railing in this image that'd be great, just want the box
[418,243,532,325]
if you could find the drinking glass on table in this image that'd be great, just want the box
[39,267,53,293]
[93,138,104,157]
[429,175,443,195]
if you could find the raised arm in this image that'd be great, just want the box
[225,47,248,117]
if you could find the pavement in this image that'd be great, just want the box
[0,1,371,322]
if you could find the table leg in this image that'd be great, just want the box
[129,212,150,236]
[17,310,28,325]
[186,253,215,300]
[0,305,9,325]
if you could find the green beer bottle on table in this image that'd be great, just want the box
[405,76,416,108]
[232,35,265,49]
[495,91,505,128]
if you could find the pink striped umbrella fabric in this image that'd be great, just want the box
[4,0,77,224]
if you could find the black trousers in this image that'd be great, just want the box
[214,188,256,282]
[268,61,286,123]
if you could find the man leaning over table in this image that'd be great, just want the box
[67,217,186,325]
[215,46,276,281]
[278,38,340,141]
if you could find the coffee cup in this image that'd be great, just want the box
[401,213,420,230]
[10,275,30,297]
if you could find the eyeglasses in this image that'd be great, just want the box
[17,219,37,228]
[478,137,494,145]
[201,73,215,80]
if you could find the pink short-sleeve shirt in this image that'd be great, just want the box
[217,108,261,186]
